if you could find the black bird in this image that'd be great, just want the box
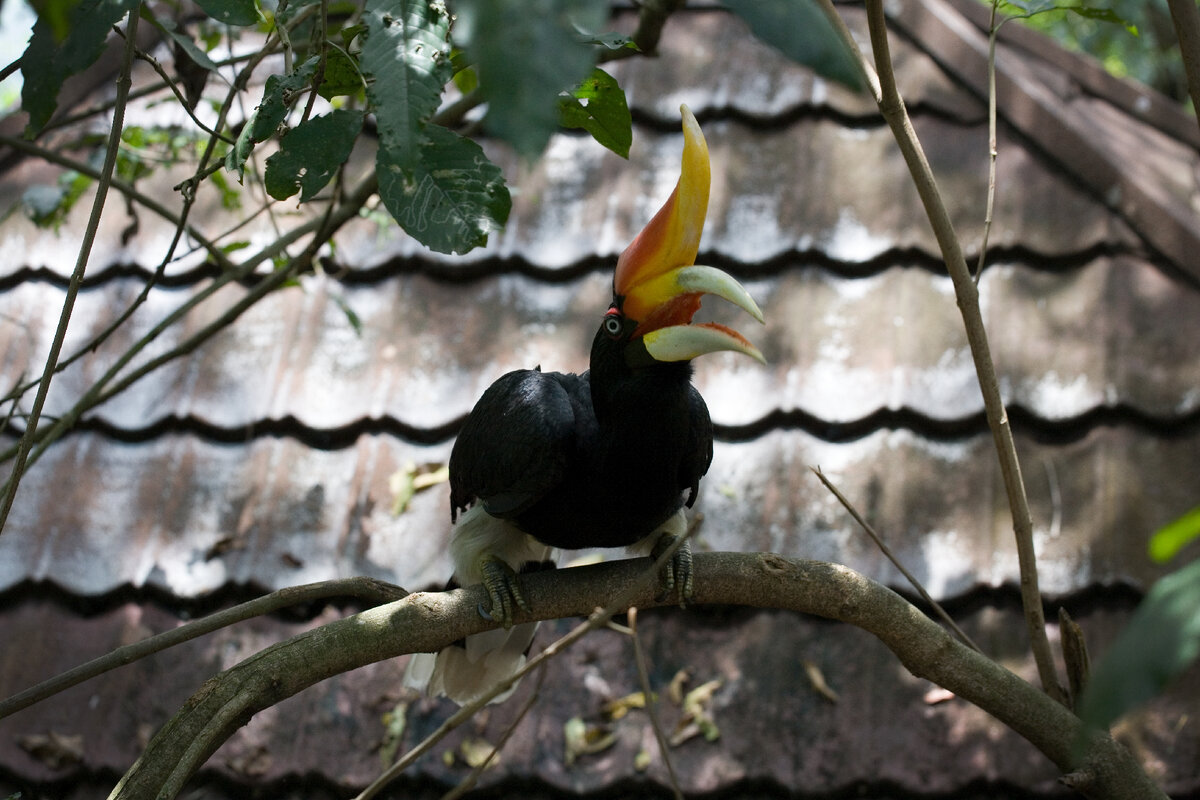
[405,106,765,704]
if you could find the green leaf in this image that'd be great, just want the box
[1078,558,1200,733]
[723,0,864,93]
[361,0,452,171]
[225,57,319,179]
[317,47,364,99]
[1150,506,1200,563]
[558,68,631,158]
[455,0,603,159]
[146,11,221,73]
[1063,6,1137,36]
[21,0,142,134]
[264,109,364,201]
[376,124,511,255]
[581,31,639,51]
[194,0,259,26]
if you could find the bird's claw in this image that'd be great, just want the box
[478,555,531,629]
[651,532,694,607]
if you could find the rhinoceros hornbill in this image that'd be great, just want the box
[405,106,765,705]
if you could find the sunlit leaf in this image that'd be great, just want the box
[1078,558,1200,733]
[22,0,141,134]
[1150,506,1200,563]
[264,109,363,201]
[558,67,631,158]
[724,0,864,92]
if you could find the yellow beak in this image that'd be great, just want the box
[612,105,765,364]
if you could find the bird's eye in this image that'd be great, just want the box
[603,312,623,338]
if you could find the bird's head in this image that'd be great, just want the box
[601,104,765,369]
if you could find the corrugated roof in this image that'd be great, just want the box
[2,1,1199,797]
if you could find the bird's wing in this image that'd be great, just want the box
[449,368,586,520]
[681,384,714,507]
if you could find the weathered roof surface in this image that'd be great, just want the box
[2,0,1200,797]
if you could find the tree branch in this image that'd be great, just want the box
[109,554,1163,800]
[1167,0,1200,131]
[831,0,1064,705]
[0,577,405,721]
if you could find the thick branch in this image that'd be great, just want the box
[110,553,1162,800]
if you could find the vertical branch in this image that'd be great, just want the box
[819,0,1065,704]
[975,0,1001,283]
[1167,0,1200,130]
[0,4,143,536]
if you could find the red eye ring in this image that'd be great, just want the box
[602,308,624,338]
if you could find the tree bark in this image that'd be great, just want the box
[110,553,1164,800]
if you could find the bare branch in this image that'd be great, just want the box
[0,577,405,720]
[108,554,1165,800]
[1168,0,1200,131]
[816,0,1064,704]
[629,607,684,800]
[0,5,143,536]
[812,466,982,653]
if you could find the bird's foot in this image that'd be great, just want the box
[477,555,531,629]
[651,532,694,606]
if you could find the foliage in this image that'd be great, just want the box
[998,0,1189,104]
[1078,556,1200,733]
[16,0,861,256]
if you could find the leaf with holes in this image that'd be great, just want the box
[361,0,452,171]
[226,57,319,180]
[264,109,363,201]
[376,124,510,255]
[559,68,631,158]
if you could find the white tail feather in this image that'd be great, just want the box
[405,505,553,706]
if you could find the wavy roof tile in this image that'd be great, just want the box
[2,1,1199,797]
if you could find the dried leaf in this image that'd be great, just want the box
[459,737,500,769]
[602,691,647,720]
[18,732,84,769]
[672,679,723,746]
[389,461,449,514]
[378,699,409,767]
[681,679,722,716]
[924,686,956,705]
[563,717,616,766]
[802,660,839,703]
[667,669,690,705]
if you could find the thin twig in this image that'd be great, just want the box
[975,0,1002,284]
[0,577,406,720]
[819,0,1064,704]
[1167,0,1200,131]
[438,666,547,800]
[354,521,698,800]
[0,5,143,536]
[0,133,232,269]
[628,607,684,800]
[812,467,981,653]
[114,25,235,143]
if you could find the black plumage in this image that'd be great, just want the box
[449,321,713,551]
[404,105,763,706]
